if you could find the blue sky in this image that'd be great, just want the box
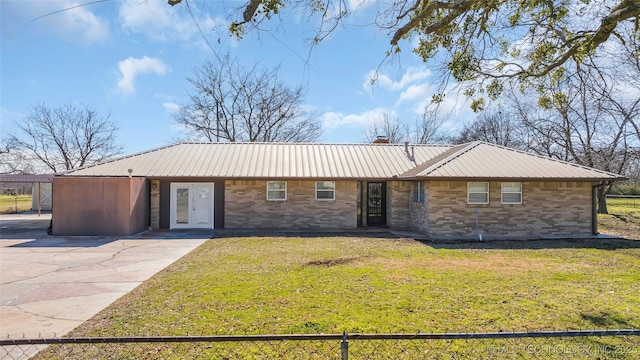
[1,0,474,154]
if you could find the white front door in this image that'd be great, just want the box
[170,183,214,229]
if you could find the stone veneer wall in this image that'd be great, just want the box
[225,180,357,229]
[386,181,411,229]
[426,181,595,237]
[149,179,160,229]
[409,181,429,233]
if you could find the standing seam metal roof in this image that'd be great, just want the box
[61,142,451,179]
[60,141,626,180]
[405,142,626,180]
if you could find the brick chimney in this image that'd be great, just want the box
[373,135,389,144]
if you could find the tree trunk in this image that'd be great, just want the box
[597,186,609,214]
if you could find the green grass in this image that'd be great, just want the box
[0,194,32,213]
[42,198,640,358]
[607,197,640,209]
[73,237,640,336]
[599,198,640,240]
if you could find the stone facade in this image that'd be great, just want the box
[225,180,358,229]
[409,181,430,233]
[148,178,595,237]
[386,181,411,229]
[426,180,595,238]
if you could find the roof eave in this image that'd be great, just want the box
[401,175,628,182]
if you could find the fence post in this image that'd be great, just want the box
[341,332,348,360]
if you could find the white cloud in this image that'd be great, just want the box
[3,1,109,42]
[117,56,169,95]
[397,83,434,104]
[321,108,389,130]
[347,0,376,12]
[162,102,180,114]
[364,67,432,92]
[118,0,225,45]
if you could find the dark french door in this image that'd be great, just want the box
[367,182,386,226]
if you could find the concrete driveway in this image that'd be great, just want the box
[0,212,208,342]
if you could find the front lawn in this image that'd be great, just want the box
[74,236,640,337]
[42,197,639,358]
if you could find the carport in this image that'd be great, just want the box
[0,174,54,215]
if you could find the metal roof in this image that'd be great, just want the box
[401,142,626,180]
[60,141,625,181]
[61,142,451,179]
[0,174,54,183]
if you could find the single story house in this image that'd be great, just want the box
[52,141,625,239]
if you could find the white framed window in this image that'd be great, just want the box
[468,182,489,204]
[501,182,522,204]
[413,181,424,203]
[316,181,335,200]
[266,181,287,201]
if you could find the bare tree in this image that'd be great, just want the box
[451,111,518,147]
[363,112,408,143]
[9,103,122,173]
[414,103,448,144]
[175,55,321,143]
[0,140,35,174]
[508,65,639,214]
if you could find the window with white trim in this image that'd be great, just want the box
[468,182,489,204]
[501,182,522,204]
[316,181,335,200]
[266,181,287,201]
[413,181,424,203]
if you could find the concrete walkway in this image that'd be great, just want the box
[0,212,208,342]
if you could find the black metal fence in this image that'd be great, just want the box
[2,329,639,359]
[607,194,640,207]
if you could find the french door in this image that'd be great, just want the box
[170,183,214,229]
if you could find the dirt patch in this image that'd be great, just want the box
[305,256,367,267]
[366,255,593,273]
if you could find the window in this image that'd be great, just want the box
[501,182,522,204]
[316,181,335,200]
[413,181,424,203]
[266,181,287,201]
[468,182,489,204]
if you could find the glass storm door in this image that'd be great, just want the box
[170,183,214,229]
[367,182,387,226]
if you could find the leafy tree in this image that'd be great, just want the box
[9,103,122,173]
[175,55,321,142]
[169,0,640,109]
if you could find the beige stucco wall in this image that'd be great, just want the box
[52,177,148,236]
[387,181,411,229]
[426,180,595,238]
[225,180,357,229]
